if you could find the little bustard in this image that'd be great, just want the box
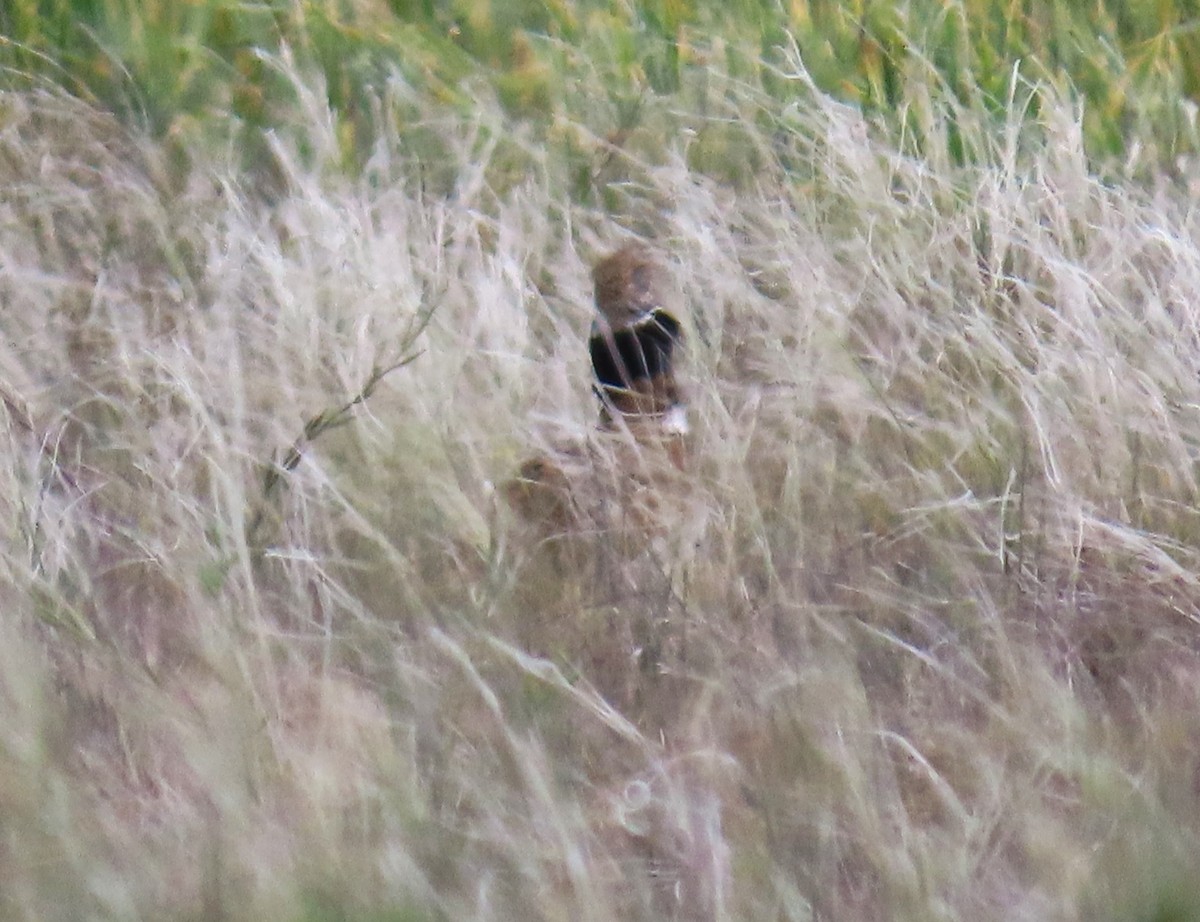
[504,243,690,532]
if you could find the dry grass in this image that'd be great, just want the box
[4,55,1200,921]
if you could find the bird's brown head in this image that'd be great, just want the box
[591,244,670,328]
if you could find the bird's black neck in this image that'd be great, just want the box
[589,309,681,393]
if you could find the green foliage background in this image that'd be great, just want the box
[7,0,1200,175]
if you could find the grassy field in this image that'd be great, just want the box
[6,2,1200,920]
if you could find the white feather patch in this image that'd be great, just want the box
[662,404,689,435]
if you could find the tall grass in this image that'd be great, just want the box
[5,37,1200,918]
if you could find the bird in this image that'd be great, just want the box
[500,245,702,704]
[504,243,690,532]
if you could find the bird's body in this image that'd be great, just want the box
[501,244,701,712]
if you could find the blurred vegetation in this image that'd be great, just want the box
[11,5,1200,920]
[4,0,1200,179]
